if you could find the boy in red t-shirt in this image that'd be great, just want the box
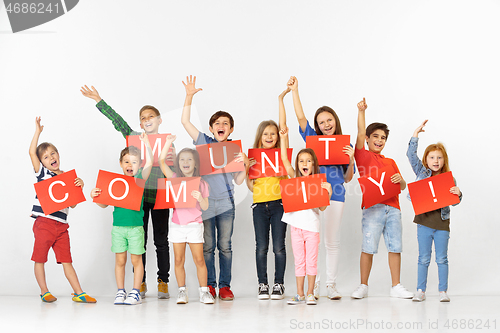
[351,98,413,299]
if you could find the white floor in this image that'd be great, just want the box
[2,294,499,333]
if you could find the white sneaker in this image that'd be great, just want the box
[124,290,142,305]
[390,283,414,299]
[439,291,450,302]
[177,287,188,304]
[351,284,369,299]
[412,289,426,302]
[114,289,127,305]
[199,287,215,304]
[306,294,317,305]
[313,281,319,300]
[326,284,342,300]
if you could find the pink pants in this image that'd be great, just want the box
[290,226,320,277]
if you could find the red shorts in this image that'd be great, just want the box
[31,216,72,264]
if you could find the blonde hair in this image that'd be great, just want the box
[422,142,450,174]
[36,142,58,161]
[252,120,280,149]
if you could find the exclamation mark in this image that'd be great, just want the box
[428,181,437,202]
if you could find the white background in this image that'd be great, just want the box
[0,0,498,297]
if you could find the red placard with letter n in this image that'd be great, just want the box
[34,169,86,215]
[93,170,146,211]
[280,174,330,213]
[306,135,350,165]
[126,134,174,167]
[408,171,459,215]
[154,177,201,209]
[196,140,244,176]
[247,148,293,179]
[357,166,401,209]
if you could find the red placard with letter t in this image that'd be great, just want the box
[93,170,146,211]
[154,177,201,209]
[357,166,401,209]
[279,174,330,213]
[196,140,244,176]
[247,148,293,179]
[126,134,174,167]
[408,171,459,215]
[306,135,350,165]
[34,169,86,215]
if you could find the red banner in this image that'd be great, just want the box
[34,169,86,215]
[280,174,330,213]
[126,134,174,167]
[408,171,460,215]
[196,140,244,176]
[306,135,350,165]
[93,170,146,211]
[357,166,401,208]
[154,177,201,209]
[247,148,292,179]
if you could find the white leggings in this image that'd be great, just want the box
[317,200,345,285]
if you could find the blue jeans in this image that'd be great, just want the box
[203,197,235,289]
[417,224,450,292]
[252,199,287,285]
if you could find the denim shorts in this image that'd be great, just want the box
[361,204,402,254]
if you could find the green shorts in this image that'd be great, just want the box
[111,226,145,255]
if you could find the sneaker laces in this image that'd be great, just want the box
[272,284,283,293]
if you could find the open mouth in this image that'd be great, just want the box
[126,168,134,175]
[302,167,309,174]
[374,143,383,148]
[217,129,225,136]
[51,161,57,167]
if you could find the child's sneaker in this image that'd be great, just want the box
[114,290,127,305]
[390,283,414,299]
[287,294,305,305]
[258,283,270,300]
[158,279,169,299]
[271,283,285,300]
[439,291,450,302]
[306,294,317,305]
[313,281,320,300]
[40,292,57,303]
[326,284,342,300]
[412,289,426,302]
[177,287,188,304]
[124,290,142,305]
[140,282,147,298]
[219,286,234,301]
[199,287,215,304]
[72,292,97,303]
[351,284,369,299]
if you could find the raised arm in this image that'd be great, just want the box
[278,87,291,130]
[140,133,153,181]
[29,117,44,173]
[356,98,368,150]
[159,135,176,178]
[181,75,203,141]
[80,85,102,103]
[407,120,427,175]
[288,76,308,133]
[280,127,295,178]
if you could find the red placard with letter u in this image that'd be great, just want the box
[196,140,244,176]
[154,177,201,209]
[34,169,86,215]
[408,171,459,215]
[279,174,329,213]
[306,135,350,165]
[357,166,401,209]
[93,170,146,211]
[247,148,292,179]
[126,134,174,167]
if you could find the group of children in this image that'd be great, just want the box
[29,75,462,306]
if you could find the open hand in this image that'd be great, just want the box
[182,75,203,96]
[35,116,44,134]
[80,85,102,103]
[413,120,428,137]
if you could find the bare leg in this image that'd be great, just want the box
[296,276,305,297]
[115,252,127,290]
[189,243,207,287]
[360,252,373,285]
[61,263,83,295]
[306,275,316,295]
[130,254,144,290]
[34,262,49,295]
[388,252,401,287]
[173,243,187,287]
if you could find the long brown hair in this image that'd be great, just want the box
[313,106,343,135]
[422,143,450,174]
[252,120,280,149]
[175,148,201,177]
[295,148,320,178]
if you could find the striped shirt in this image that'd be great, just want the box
[31,165,69,223]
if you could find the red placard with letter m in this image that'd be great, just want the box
[280,174,330,213]
[154,177,201,209]
[93,170,146,211]
[126,134,174,167]
[34,169,86,215]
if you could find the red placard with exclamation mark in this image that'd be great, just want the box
[408,171,460,215]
